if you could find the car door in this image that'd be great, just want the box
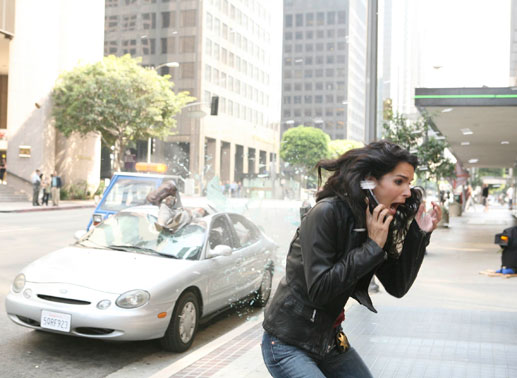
[204,215,242,313]
[227,213,267,298]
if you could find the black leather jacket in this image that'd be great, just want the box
[263,196,431,358]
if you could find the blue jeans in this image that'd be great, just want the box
[261,332,373,378]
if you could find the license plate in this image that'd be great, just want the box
[41,310,71,332]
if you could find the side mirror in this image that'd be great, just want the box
[208,244,232,258]
[74,230,87,241]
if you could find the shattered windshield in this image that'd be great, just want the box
[79,212,206,260]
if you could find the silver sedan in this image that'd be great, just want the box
[5,205,276,352]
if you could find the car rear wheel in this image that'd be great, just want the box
[253,268,272,307]
[160,291,199,352]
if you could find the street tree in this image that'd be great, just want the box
[52,54,194,171]
[383,112,455,192]
[328,139,364,158]
[280,125,330,187]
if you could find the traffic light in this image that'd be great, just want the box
[210,96,219,116]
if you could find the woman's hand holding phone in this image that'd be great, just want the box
[366,199,393,248]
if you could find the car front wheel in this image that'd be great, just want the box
[253,268,272,307]
[160,291,199,352]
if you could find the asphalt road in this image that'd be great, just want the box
[0,203,298,378]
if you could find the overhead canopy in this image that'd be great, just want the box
[415,87,517,169]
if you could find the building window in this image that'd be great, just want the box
[338,28,347,37]
[306,13,314,26]
[294,83,302,91]
[162,37,175,54]
[315,108,323,116]
[305,44,313,52]
[106,0,119,7]
[315,95,323,104]
[305,57,313,65]
[327,29,334,38]
[337,42,346,50]
[337,81,346,90]
[317,30,324,39]
[122,15,137,31]
[283,109,291,117]
[326,94,334,102]
[326,108,334,116]
[284,83,292,91]
[295,31,303,40]
[306,30,313,39]
[294,109,301,117]
[316,43,324,52]
[316,82,324,90]
[327,56,334,64]
[180,36,196,53]
[162,12,176,28]
[141,38,156,55]
[325,68,334,77]
[295,13,303,27]
[304,82,312,91]
[338,11,346,24]
[106,16,119,33]
[327,12,336,24]
[315,69,323,78]
[317,12,324,25]
[122,39,137,55]
[295,44,303,53]
[181,10,197,27]
[304,69,313,78]
[304,95,312,104]
[316,56,324,64]
[142,13,156,29]
[285,32,293,40]
[181,62,195,79]
[304,109,312,116]
[337,55,346,63]
[326,82,335,90]
[327,42,335,52]
[204,65,211,81]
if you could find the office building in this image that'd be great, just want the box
[281,0,368,142]
[104,0,281,189]
[2,0,104,194]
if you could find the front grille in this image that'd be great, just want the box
[17,315,40,327]
[37,294,91,305]
[75,327,115,335]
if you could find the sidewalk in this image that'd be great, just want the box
[0,200,96,213]
[109,203,517,378]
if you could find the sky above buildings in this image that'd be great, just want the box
[419,0,511,87]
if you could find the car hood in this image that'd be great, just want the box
[22,246,197,293]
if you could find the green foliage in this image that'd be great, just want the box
[478,168,504,177]
[328,139,364,158]
[52,55,195,171]
[280,125,330,172]
[60,181,90,200]
[382,112,455,187]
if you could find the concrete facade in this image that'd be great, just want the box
[4,0,104,194]
[280,0,368,142]
[104,0,281,191]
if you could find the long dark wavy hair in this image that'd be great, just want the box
[316,140,423,241]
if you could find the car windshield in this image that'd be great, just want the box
[79,212,206,260]
[99,178,159,212]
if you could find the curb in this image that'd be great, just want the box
[0,204,95,213]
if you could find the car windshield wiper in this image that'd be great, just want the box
[106,244,177,258]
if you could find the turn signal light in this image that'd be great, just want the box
[157,312,167,319]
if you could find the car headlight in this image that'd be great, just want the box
[13,273,26,293]
[115,290,150,309]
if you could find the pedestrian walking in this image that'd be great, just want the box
[482,184,489,212]
[31,169,41,206]
[51,171,62,206]
[261,140,441,377]
[40,174,50,206]
[0,156,6,184]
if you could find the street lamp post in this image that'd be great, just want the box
[147,62,180,163]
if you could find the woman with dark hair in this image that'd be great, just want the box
[261,140,441,377]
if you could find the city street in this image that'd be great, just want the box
[0,202,299,378]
